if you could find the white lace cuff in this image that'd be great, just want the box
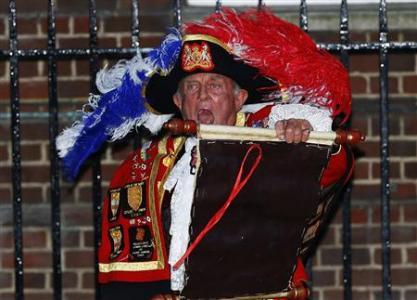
[267,104,332,132]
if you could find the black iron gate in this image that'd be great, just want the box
[3,0,417,300]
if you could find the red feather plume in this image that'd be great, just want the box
[184,8,351,123]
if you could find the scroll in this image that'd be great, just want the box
[165,120,358,299]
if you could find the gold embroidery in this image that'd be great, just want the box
[235,111,246,127]
[183,34,232,53]
[99,261,164,273]
[182,41,214,72]
[127,184,143,211]
[157,136,168,155]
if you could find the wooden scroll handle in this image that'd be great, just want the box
[164,119,366,146]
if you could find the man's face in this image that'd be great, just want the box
[173,73,248,125]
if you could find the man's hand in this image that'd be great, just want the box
[275,119,313,144]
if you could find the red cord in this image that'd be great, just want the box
[173,144,263,270]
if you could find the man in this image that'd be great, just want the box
[57,8,351,300]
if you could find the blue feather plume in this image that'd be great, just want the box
[57,29,182,180]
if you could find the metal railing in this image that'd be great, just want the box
[5,0,417,299]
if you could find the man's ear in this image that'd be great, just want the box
[234,89,248,111]
[173,93,182,111]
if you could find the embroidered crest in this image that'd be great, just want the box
[122,182,147,219]
[108,188,121,222]
[181,41,214,72]
[127,184,143,211]
[129,225,154,261]
[109,225,124,259]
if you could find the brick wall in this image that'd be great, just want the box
[0,1,416,299]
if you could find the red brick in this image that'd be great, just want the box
[21,144,42,161]
[404,116,417,135]
[321,248,342,266]
[75,60,90,76]
[41,17,70,34]
[78,186,93,203]
[0,166,11,183]
[65,292,94,300]
[24,272,45,289]
[0,144,8,161]
[375,247,402,264]
[121,35,164,48]
[57,60,72,76]
[390,141,416,157]
[372,205,400,223]
[0,187,11,204]
[313,270,336,286]
[62,206,93,226]
[322,289,343,299]
[405,290,417,300]
[389,53,416,72]
[58,37,88,49]
[349,76,367,94]
[82,272,95,289]
[98,37,118,48]
[350,32,368,43]
[372,115,400,136]
[0,82,11,100]
[64,250,94,268]
[20,186,44,203]
[23,230,47,248]
[0,272,12,288]
[101,163,121,182]
[373,290,401,300]
[403,75,417,93]
[0,61,6,77]
[48,185,76,203]
[350,54,379,72]
[0,19,5,35]
[350,115,368,136]
[83,230,94,248]
[370,76,399,94]
[18,38,47,50]
[404,161,417,178]
[2,251,52,269]
[390,226,417,243]
[17,18,39,35]
[15,0,47,14]
[20,61,39,78]
[353,161,369,180]
[0,293,14,300]
[20,81,48,99]
[351,291,373,300]
[372,161,400,179]
[0,230,12,248]
[21,165,50,182]
[352,269,381,286]
[62,271,78,288]
[319,226,336,246]
[407,247,417,264]
[404,204,417,222]
[24,293,53,300]
[21,123,49,140]
[351,226,380,245]
[370,31,400,42]
[74,16,89,33]
[102,16,131,33]
[61,230,80,248]
[392,183,416,199]
[353,182,377,202]
[57,79,89,98]
[392,268,417,285]
[351,206,368,224]
[403,30,417,41]
[356,141,379,158]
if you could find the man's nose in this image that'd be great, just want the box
[199,84,210,100]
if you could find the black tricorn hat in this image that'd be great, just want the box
[145,35,278,114]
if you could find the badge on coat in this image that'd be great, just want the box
[108,188,121,222]
[109,225,124,259]
[129,225,154,261]
[122,182,147,218]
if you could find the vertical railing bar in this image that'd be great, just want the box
[257,0,264,10]
[339,1,352,300]
[173,0,182,28]
[131,0,140,49]
[47,1,62,300]
[131,0,141,150]
[88,1,102,300]
[298,0,312,292]
[9,0,24,299]
[299,0,308,32]
[215,0,222,13]
[378,0,392,299]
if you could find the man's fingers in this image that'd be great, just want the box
[275,120,286,140]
